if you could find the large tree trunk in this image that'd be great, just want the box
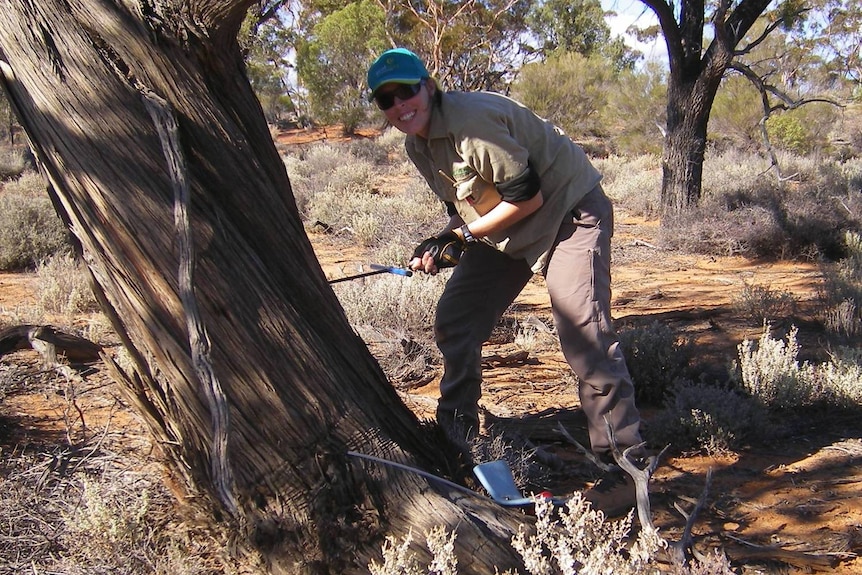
[0,1,526,572]
[641,0,773,217]
[660,67,720,214]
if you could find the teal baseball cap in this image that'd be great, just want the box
[367,48,429,97]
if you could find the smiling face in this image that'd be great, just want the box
[376,80,435,138]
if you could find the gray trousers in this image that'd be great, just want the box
[434,186,642,454]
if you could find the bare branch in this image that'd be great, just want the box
[555,422,613,473]
[669,468,713,565]
[603,415,666,532]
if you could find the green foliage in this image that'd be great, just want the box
[602,62,667,155]
[511,52,614,140]
[398,0,532,92]
[709,74,764,151]
[0,184,70,271]
[766,113,810,154]
[648,380,769,455]
[617,320,694,405]
[525,0,640,70]
[242,16,296,124]
[296,0,388,132]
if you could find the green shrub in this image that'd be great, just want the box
[648,379,769,455]
[767,113,810,154]
[0,191,69,270]
[731,281,797,322]
[708,74,764,151]
[617,320,694,405]
[603,62,667,156]
[512,53,614,140]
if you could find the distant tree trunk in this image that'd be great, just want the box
[660,58,723,214]
[0,1,526,572]
[640,0,772,217]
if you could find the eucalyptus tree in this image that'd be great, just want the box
[0,0,531,572]
[241,15,297,123]
[634,0,859,215]
[374,0,534,92]
[526,0,641,71]
[295,0,389,132]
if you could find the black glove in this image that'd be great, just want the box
[411,231,466,268]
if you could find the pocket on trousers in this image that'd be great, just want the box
[572,186,612,229]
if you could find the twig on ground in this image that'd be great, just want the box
[556,422,613,472]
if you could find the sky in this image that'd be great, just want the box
[601,0,666,63]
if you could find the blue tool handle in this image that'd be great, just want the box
[369,264,413,277]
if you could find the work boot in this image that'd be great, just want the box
[583,467,636,518]
[436,410,480,444]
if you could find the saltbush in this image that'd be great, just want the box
[0,191,69,270]
[0,147,28,180]
[731,281,797,322]
[617,320,694,405]
[731,324,862,409]
[333,272,448,385]
[594,155,662,218]
[648,380,769,455]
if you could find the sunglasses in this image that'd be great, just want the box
[374,82,424,110]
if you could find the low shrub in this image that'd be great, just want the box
[617,320,694,405]
[0,147,29,180]
[595,155,662,218]
[0,191,69,270]
[369,496,734,575]
[660,152,861,260]
[333,272,447,386]
[732,323,862,411]
[36,252,99,316]
[648,379,769,455]
[731,281,797,322]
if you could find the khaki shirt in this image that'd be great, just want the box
[405,90,602,273]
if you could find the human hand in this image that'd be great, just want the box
[409,232,465,273]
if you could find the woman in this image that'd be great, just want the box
[367,48,644,515]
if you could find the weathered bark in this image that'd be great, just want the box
[0,1,527,572]
[640,0,773,217]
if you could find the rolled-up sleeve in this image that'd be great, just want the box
[457,116,540,203]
